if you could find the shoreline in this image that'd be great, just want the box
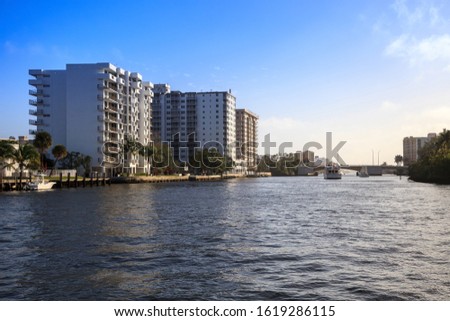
[0,173,272,192]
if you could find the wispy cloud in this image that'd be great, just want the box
[385,34,450,64]
[391,0,424,25]
[391,0,443,27]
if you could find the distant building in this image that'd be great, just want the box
[403,133,436,166]
[0,136,30,177]
[151,87,237,164]
[294,150,315,164]
[29,63,153,175]
[236,108,259,172]
[151,84,198,163]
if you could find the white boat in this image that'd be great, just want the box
[358,166,369,178]
[25,174,56,190]
[324,164,342,179]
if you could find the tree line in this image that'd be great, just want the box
[408,129,450,184]
[0,132,92,186]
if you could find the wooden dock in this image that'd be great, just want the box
[0,173,110,192]
[1,172,272,192]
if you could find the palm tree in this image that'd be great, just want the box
[0,140,15,166]
[78,154,92,177]
[0,140,15,183]
[394,155,403,166]
[33,131,52,171]
[124,136,143,175]
[4,144,40,190]
[139,143,155,175]
[50,144,68,176]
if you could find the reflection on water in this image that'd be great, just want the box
[0,176,449,300]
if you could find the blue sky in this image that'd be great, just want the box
[1,0,450,164]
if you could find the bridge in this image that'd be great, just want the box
[299,165,408,176]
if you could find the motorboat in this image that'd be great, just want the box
[324,164,342,179]
[25,174,56,190]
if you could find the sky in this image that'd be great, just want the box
[1,0,450,165]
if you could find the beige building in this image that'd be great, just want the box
[236,108,258,171]
[0,136,30,177]
[403,133,436,166]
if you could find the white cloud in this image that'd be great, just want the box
[385,34,450,64]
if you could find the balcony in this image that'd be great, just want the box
[29,129,37,135]
[108,146,120,153]
[29,99,44,106]
[29,89,44,96]
[97,73,117,82]
[131,81,142,89]
[103,155,118,163]
[29,109,45,116]
[97,126,105,133]
[29,119,45,126]
[28,79,44,86]
[106,105,119,113]
[106,126,119,134]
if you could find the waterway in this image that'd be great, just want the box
[0,175,449,300]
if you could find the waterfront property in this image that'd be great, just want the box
[235,108,259,173]
[28,63,259,176]
[151,85,239,164]
[403,133,436,166]
[29,63,153,176]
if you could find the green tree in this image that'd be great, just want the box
[124,136,143,175]
[0,140,16,182]
[78,155,92,177]
[4,144,40,189]
[50,144,68,176]
[189,148,227,175]
[0,140,15,166]
[409,129,450,184]
[139,143,155,175]
[152,142,178,175]
[33,131,52,170]
[394,155,403,166]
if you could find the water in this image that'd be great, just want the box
[0,176,449,300]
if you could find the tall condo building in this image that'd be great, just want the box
[29,63,153,175]
[403,133,436,166]
[151,84,198,163]
[235,108,259,171]
[151,87,237,163]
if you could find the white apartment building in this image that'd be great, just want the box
[196,91,236,162]
[236,108,258,171]
[29,63,153,175]
[152,88,237,164]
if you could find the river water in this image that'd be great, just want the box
[0,175,449,300]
